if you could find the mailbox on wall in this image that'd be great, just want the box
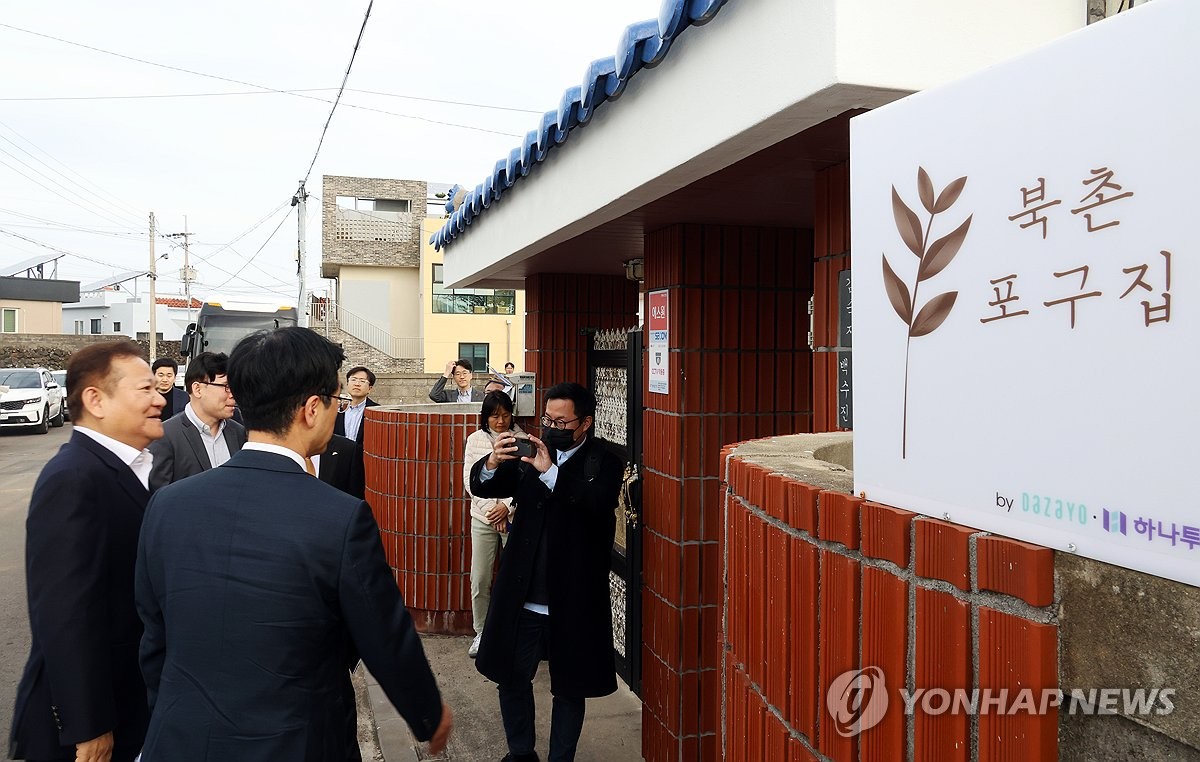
[510,372,536,417]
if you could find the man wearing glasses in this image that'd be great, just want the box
[148,351,246,491]
[468,382,623,762]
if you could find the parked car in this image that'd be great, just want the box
[50,369,69,421]
[0,367,65,434]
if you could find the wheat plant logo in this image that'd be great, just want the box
[884,167,972,458]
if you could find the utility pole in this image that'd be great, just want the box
[148,212,157,362]
[293,181,309,327]
[165,219,196,323]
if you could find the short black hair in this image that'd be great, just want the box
[544,382,596,420]
[184,352,229,395]
[151,357,178,374]
[454,359,473,373]
[346,366,376,386]
[479,390,515,430]
[228,328,343,435]
[504,362,515,370]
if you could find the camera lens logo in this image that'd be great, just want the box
[826,667,889,738]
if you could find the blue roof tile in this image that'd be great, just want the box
[432,0,733,251]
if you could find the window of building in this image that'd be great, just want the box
[432,264,516,315]
[1,308,16,333]
[112,321,122,332]
[459,343,489,371]
[74,320,85,335]
[336,196,411,213]
[90,318,101,334]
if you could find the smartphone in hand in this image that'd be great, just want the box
[512,435,536,460]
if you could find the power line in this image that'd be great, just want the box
[0,226,136,271]
[302,0,373,185]
[212,206,294,289]
[0,87,544,114]
[0,151,144,232]
[0,21,522,138]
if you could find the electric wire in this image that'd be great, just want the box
[211,205,294,289]
[0,22,522,138]
[301,0,372,185]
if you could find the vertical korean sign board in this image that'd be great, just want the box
[647,290,669,395]
[851,0,1200,586]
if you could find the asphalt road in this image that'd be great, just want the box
[0,422,73,747]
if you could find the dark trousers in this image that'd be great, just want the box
[497,608,586,762]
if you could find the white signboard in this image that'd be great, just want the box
[647,290,670,395]
[851,0,1200,585]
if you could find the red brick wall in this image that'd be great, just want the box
[362,406,476,634]
[641,224,814,761]
[813,162,851,433]
[524,272,640,400]
[721,446,1058,761]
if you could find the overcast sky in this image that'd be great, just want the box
[0,0,663,302]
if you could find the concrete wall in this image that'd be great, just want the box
[336,264,421,339]
[0,299,61,334]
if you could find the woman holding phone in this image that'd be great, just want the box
[462,390,524,658]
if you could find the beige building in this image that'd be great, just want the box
[0,276,80,335]
[317,176,524,374]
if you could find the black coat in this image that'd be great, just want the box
[10,431,150,762]
[335,398,377,498]
[135,449,443,762]
[319,433,363,499]
[469,435,622,698]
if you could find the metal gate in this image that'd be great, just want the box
[589,327,643,695]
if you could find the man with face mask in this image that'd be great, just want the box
[468,382,624,762]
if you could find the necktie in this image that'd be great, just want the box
[304,457,317,477]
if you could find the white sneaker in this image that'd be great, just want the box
[468,632,482,658]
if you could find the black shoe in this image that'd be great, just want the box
[500,753,540,762]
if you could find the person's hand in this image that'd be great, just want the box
[428,701,453,755]
[443,361,455,378]
[524,435,553,474]
[485,501,508,525]
[486,434,519,470]
[75,732,113,762]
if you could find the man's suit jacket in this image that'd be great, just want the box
[147,410,247,492]
[334,398,376,498]
[135,449,443,762]
[428,377,484,403]
[319,433,363,498]
[333,397,377,445]
[10,431,150,762]
[158,386,190,420]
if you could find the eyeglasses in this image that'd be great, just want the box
[199,381,233,396]
[540,415,580,430]
[320,393,355,411]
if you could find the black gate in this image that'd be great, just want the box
[587,327,643,695]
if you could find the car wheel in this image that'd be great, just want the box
[34,406,49,435]
[50,403,65,428]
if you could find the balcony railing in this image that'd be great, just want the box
[311,299,421,359]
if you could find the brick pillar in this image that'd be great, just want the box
[523,273,640,400]
[812,161,851,433]
[362,404,477,634]
[640,224,814,762]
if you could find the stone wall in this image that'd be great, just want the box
[0,333,183,369]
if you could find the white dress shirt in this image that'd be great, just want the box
[343,399,368,441]
[242,442,311,473]
[74,425,154,490]
[455,388,472,403]
[184,402,232,468]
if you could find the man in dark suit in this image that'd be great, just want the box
[151,357,188,420]
[429,359,485,403]
[334,366,377,499]
[10,340,165,762]
[135,327,452,761]
[470,382,623,762]
[148,352,246,492]
[316,432,363,498]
